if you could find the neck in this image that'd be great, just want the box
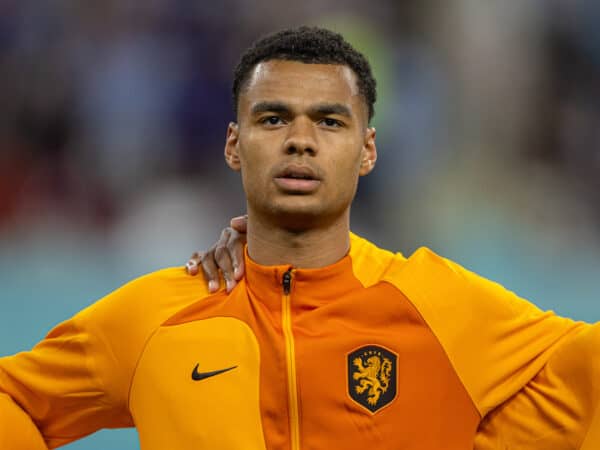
[246,211,351,268]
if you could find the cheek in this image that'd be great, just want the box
[238,141,273,191]
[330,144,362,177]
[327,154,362,199]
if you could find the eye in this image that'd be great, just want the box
[260,116,284,126]
[320,117,342,128]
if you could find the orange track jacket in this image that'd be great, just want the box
[0,233,598,449]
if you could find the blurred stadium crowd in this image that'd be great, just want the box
[1,1,599,243]
[1,1,600,448]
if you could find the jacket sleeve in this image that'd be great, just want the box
[0,267,205,448]
[475,323,600,449]
[0,393,47,449]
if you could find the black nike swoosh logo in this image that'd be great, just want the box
[191,363,237,381]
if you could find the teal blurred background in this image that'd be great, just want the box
[1,1,600,448]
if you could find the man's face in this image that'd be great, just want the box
[225,60,376,229]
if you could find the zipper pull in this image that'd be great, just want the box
[282,269,292,295]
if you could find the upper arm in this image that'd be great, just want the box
[475,323,600,449]
[0,393,47,450]
[0,303,134,447]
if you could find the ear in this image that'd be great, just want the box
[359,127,377,176]
[224,122,241,171]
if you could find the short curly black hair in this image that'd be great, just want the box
[233,26,377,122]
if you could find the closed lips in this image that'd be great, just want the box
[276,165,321,180]
[274,165,322,192]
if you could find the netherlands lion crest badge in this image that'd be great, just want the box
[347,345,397,413]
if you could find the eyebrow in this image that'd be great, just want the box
[251,101,290,115]
[308,103,352,118]
[250,101,352,118]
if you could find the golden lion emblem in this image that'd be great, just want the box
[352,354,392,406]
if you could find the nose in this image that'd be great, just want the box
[283,117,318,156]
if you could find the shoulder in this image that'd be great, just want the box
[381,245,577,350]
[382,246,521,310]
[348,234,462,292]
[349,236,539,316]
[381,246,584,415]
[53,266,214,403]
[74,266,212,332]
[55,266,212,368]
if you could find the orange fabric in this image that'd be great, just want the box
[160,251,479,449]
[476,324,600,449]
[383,245,586,416]
[0,233,596,449]
[0,393,47,449]
[581,405,600,450]
[0,268,209,447]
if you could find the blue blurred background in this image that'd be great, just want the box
[1,1,599,448]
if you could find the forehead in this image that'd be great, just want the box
[240,60,364,115]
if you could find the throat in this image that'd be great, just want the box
[246,214,350,269]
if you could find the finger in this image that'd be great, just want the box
[200,247,221,293]
[230,214,248,233]
[227,229,247,281]
[214,229,237,292]
[185,251,201,276]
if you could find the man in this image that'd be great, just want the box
[0,26,597,450]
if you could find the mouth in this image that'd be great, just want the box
[274,165,322,193]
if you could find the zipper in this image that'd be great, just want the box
[281,269,300,450]
[283,270,292,295]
